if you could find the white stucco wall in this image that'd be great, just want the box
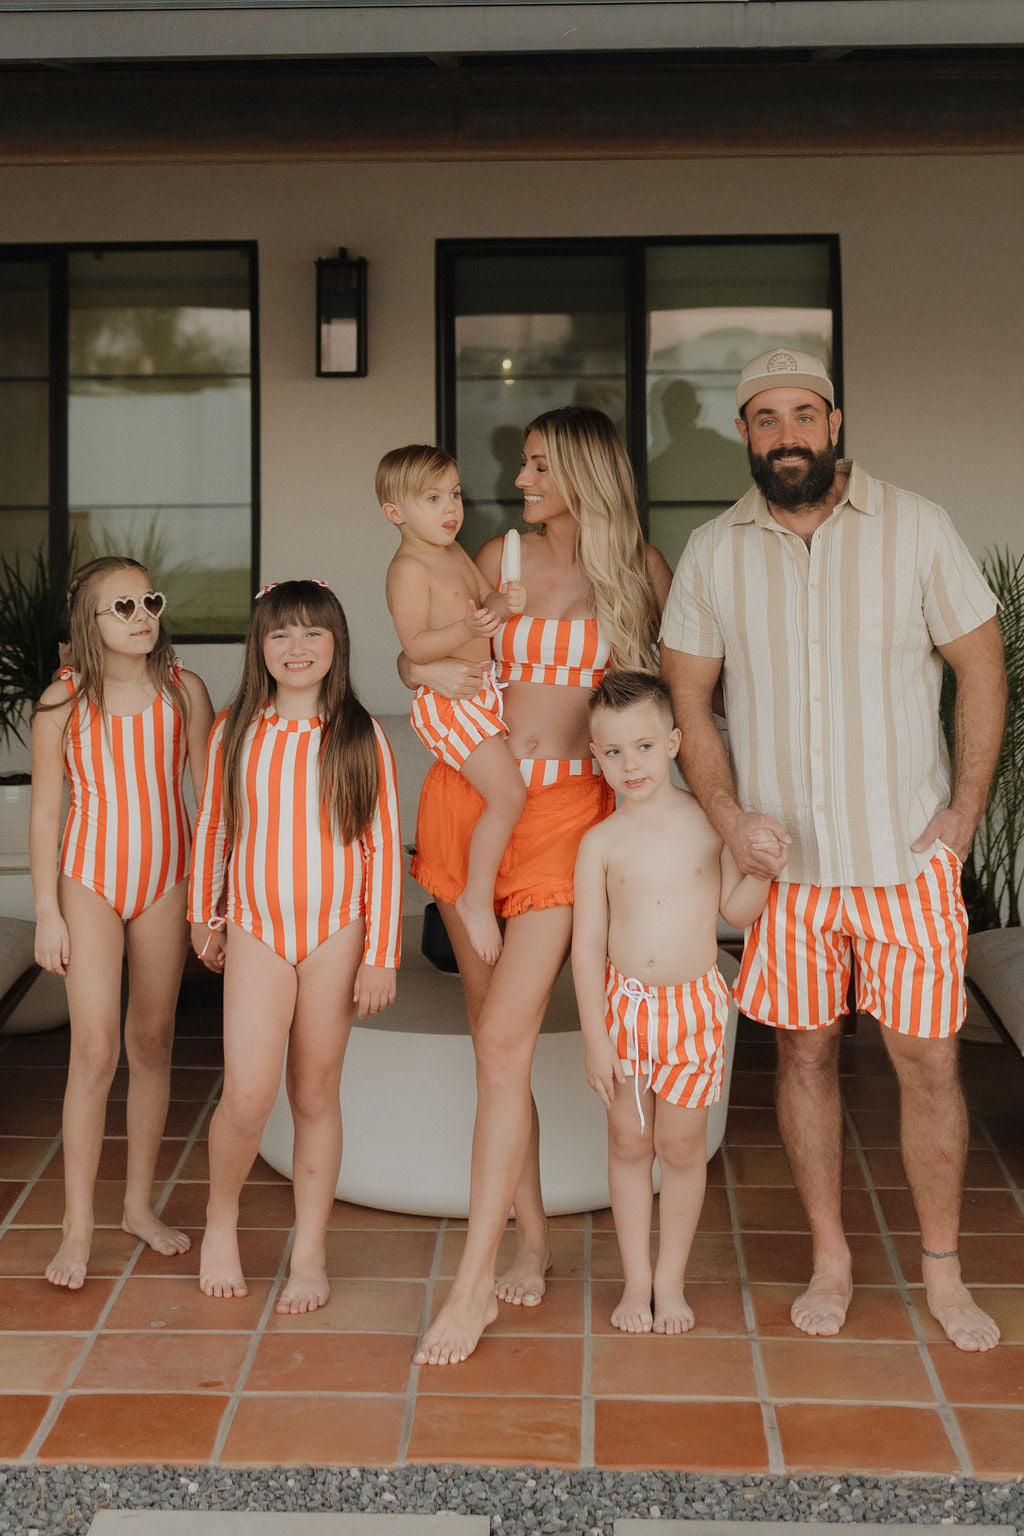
[1,155,1021,715]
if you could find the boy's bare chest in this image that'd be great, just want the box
[605,827,717,909]
[427,552,482,618]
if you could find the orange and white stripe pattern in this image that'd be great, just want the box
[605,959,728,1121]
[493,613,610,691]
[516,756,603,791]
[410,674,507,770]
[735,846,967,1038]
[59,669,190,921]
[189,709,401,969]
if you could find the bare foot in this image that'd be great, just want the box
[276,1264,330,1315]
[611,1279,653,1333]
[924,1262,1000,1352]
[199,1226,248,1298]
[653,1278,695,1336]
[791,1265,853,1336]
[454,892,503,966]
[495,1238,551,1307]
[414,1279,499,1365]
[122,1208,192,1257]
[46,1232,91,1290]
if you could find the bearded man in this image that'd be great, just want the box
[660,348,1006,1352]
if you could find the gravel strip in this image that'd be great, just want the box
[1,1468,1022,1536]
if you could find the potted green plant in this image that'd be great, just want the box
[942,546,1024,930]
[0,542,72,866]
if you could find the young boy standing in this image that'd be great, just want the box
[572,672,784,1334]
[379,444,527,965]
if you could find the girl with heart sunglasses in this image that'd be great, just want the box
[95,590,167,622]
[29,555,214,1291]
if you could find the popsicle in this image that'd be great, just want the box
[504,526,522,584]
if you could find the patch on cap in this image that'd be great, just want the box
[736,346,835,410]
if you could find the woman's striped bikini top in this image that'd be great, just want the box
[492,615,610,689]
[493,537,611,689]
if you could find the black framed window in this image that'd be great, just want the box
[437,236,841,564]
[0,241,259,641]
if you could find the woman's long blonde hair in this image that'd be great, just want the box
[220,581,379,848]
[525,407,660,672]
[34,555,184,736]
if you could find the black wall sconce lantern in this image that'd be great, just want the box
[316,248,368,376]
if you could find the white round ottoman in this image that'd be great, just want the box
[0,897,69,1036]
[259,921,739,1218]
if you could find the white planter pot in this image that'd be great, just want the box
[0,780,31,871]
[260,919,739,1218]
[0,779,69,1033]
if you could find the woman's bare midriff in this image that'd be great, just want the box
[502,679,593,762]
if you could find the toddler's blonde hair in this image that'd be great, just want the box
[375,445,458,509]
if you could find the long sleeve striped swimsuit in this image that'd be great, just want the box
[59,668,191,920]
[189,708,402,968]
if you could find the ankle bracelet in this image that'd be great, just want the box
[921,1246,958,1260]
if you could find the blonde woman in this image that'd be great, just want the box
[403,406,672,1364]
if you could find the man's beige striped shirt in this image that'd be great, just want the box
[660,461,997,887]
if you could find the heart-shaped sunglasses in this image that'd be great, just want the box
[96,592,167,623]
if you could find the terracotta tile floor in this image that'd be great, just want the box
[1,969,1022,1476]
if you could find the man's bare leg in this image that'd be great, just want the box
[775,1019,853,1335]
[440,900,552,1307]
[884,1030,999,1352]
[414,905,571,1365]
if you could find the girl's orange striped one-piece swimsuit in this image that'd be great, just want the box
[59,666,191,921]
[189,709,402,969]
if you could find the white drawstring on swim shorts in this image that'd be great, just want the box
[622,976,657,1132]
[491,660,507,721]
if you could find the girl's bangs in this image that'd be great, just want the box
[259,584,339,632]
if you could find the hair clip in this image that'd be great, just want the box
[254,579,331,600]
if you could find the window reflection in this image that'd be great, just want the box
[451,251,629,551]
[0,261,50,566]
[645,244,834,522]
[442,238,839,562]
[67,248,253,636]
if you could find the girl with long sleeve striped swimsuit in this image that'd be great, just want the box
[189,581,401,1315]
[30,557,214,1290]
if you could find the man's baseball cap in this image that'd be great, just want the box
[736,348,834,410]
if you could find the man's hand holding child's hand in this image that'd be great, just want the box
[733,813,789,878]
[749,826,788,872]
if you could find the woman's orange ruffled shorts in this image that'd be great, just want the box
[410,759,613,918]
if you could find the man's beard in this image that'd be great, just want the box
[748,442,838,510]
